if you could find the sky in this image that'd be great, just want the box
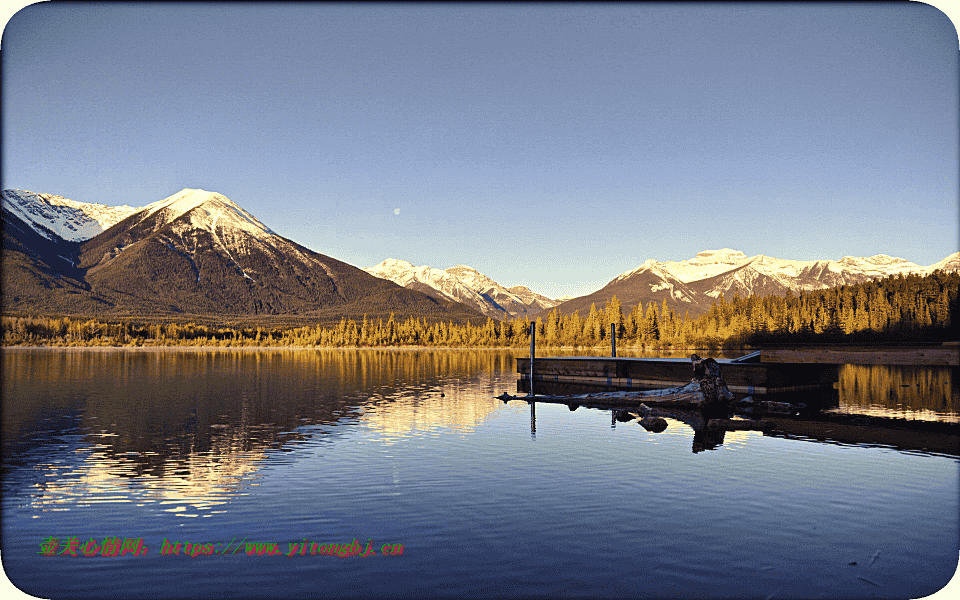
[2,2,958,300]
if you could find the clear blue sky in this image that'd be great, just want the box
[2,2,958,299]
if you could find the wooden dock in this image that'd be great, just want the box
[516,355,839,397]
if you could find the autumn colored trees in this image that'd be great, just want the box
[3,270,956,348]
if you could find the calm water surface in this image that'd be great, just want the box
[2,348,957,598]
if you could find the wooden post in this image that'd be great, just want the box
[611,323,616,357]
[530,400,536,436]
[529,321,536,397]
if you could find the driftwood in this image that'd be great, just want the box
[736,397,806,417]
[691,354,736,418]
[496,380,705,407]
[498,354,737,414]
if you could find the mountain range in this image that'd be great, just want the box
[1,188,484,324]
[554,248,960,318]
[3,188,957,323]
[365,259,560,320]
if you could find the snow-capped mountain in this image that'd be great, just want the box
[81,188,292,286]
[5,187,955,324]
[2,189,138,242]
[558,248,960,318]
[634,249,957,296]
[2,188,484,321]
[925,252,960,273]
[366,259,560,319]
[614,249,951,289]
[444,265,560,317]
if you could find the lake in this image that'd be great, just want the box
[2,347,957,599]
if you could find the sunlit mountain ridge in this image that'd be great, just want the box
[3,188,956,321]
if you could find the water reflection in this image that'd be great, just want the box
[4,348,957,512]
[833,364,958,423]
[2,348,520,517]
[26,442,264,517]
[2,348,958,599]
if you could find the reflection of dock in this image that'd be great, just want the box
[509,350,956,456]
[516,354,839,397]
[762,413,959,457]
[505,394,960,456]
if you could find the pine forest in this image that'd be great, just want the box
[3,271,957,349]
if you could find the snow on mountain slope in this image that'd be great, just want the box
[445,265,561,315]
[505,285,561,312]
[132,189,287,279]
[3,187,490,319]
[924,252,960,274]
[1,189,138,242]
[366,259,494,315]
[137,188,275,238]
[91,188,345,287]
[1,187,279,251]
[662,249,754,282]
[616,248,953,294]
[615,249,754,284]
[564,248,960,319]
[444,265,500,292]
[614,259,700,303]
[366,260,560,319]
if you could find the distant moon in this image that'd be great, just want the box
[394,208,401,215]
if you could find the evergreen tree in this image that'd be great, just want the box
[605,295,625,339]
[641,302,660,344]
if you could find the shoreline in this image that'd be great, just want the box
[0,344,716,352]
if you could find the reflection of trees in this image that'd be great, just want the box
[835,365,958,422]
[2,348,523,511]
[309,348,519,438]
[361,387,505,438]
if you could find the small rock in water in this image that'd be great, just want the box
[639,416,668,432]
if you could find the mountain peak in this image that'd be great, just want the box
[374,258,416,270]
[139,188,274,237]
[143,188,221,213]
[445,265,497,290]
[689,249,748,264]
[864,254,910,265]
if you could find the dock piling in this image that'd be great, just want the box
[529,321,536,397]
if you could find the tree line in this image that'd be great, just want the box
[3,270,956,349]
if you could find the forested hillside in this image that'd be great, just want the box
[3,271,956,348]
